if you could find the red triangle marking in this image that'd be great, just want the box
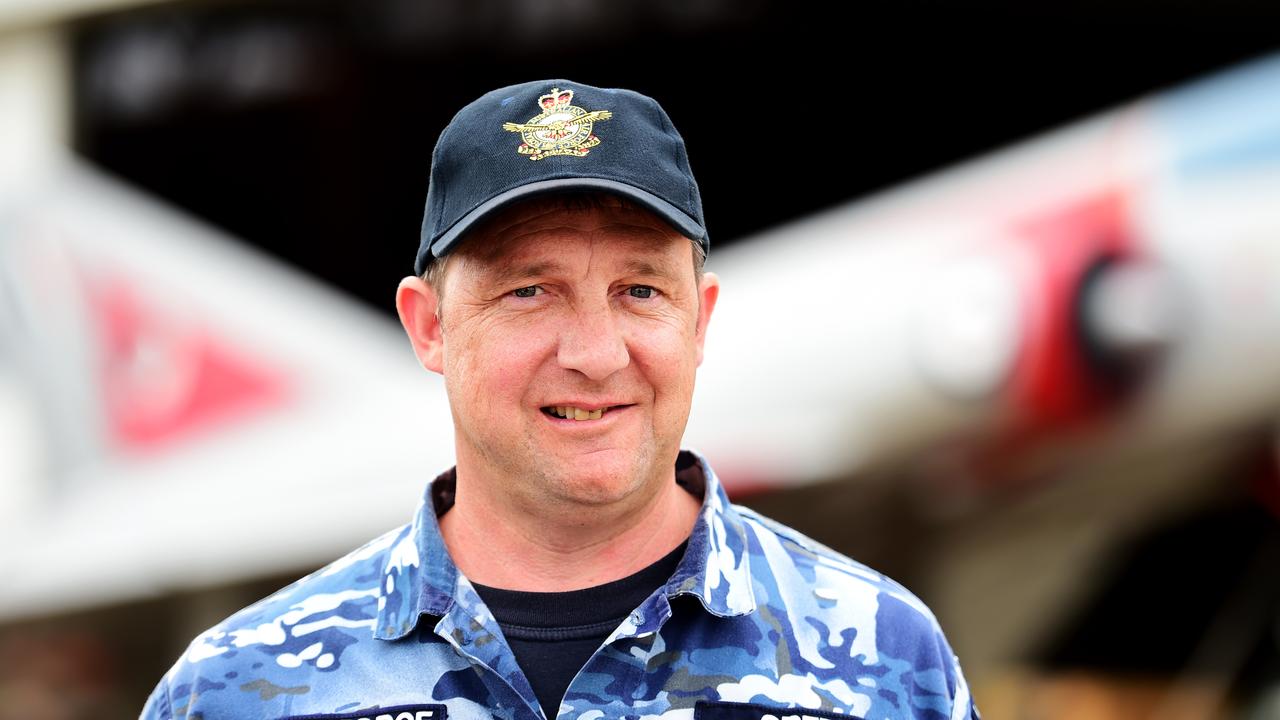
[89,275,291,452]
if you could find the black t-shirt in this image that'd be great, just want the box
[471,541,688,718]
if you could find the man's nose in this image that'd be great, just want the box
[557,303,630,380]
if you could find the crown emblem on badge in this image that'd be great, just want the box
[501,87,613,161]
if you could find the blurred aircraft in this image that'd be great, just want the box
[1,1,1280,717]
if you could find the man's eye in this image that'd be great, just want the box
[628,286,656,299]
[512,286,542,298]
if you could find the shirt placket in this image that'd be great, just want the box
[557,592,675,718]
[434,594,545,720]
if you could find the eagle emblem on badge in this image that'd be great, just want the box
[502,87,613,160]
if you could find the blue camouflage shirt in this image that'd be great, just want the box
[142,450,979,720]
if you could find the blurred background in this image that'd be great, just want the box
[3,0,1280,718]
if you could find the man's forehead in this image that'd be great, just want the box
[457,196,688,268]
[469,234,688,283]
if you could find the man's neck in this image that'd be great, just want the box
[438,468,701,592]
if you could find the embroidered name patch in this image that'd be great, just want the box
[281,705,446,720]
[694,701,856,720]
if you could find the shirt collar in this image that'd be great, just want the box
[374,449,755,641]
[662,450,757,617]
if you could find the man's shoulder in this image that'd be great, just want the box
[711,503,979,720]
[141,523,423,718]
[733,502,917,594]
[161,523,413,679]
[731,502,949,641]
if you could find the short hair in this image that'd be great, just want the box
[420,192,706,298]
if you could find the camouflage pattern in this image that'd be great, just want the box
[141,450,979,720]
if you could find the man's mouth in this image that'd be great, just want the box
[541,405,626,421]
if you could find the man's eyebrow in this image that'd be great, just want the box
[484,260,565,284]
[482,257,681,283]
[623,258,681,278]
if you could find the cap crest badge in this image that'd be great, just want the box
[502,87,613,160]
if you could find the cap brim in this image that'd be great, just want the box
[430,178,706,260]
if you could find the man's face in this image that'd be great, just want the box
[419,198,718,510]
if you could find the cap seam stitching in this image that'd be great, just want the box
[430,114,459,247]
[655,97,696,215]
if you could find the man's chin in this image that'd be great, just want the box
[539,453,650,507]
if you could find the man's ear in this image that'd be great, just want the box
[694,272,720,367]
[396,276,445,374]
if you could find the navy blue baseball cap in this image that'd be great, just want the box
[416,79,708,275]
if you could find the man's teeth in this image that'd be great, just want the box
[550,406,605,420]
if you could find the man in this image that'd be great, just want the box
[142,80,979,720]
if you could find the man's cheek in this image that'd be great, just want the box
[484,356,537,404]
